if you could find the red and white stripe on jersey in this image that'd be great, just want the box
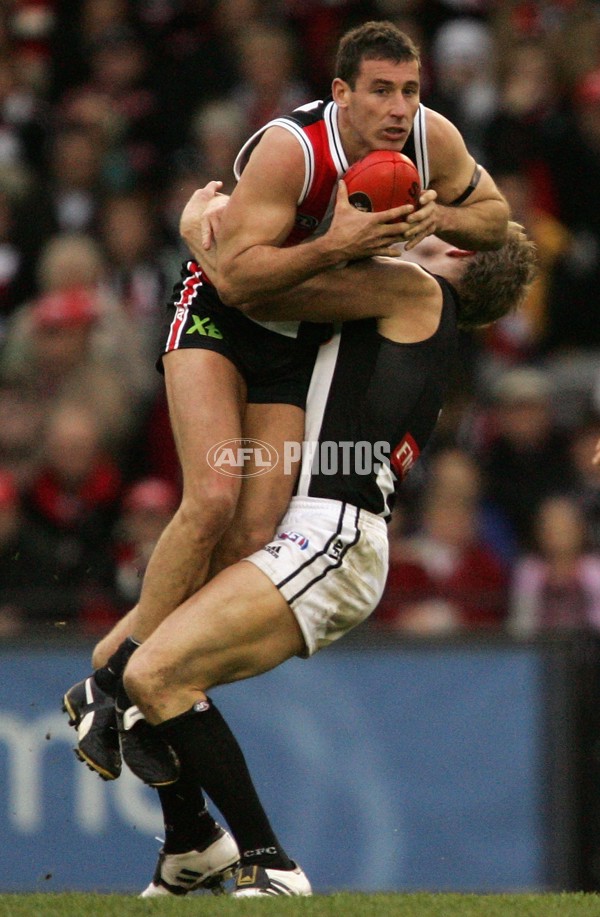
[164,261,204,353]
[234,100,350,247]
[233,100,430,248]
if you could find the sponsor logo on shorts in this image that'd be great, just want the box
[193,701,210,713]
[328,538,344,559]
[277,531,309,550]
[264,544,281,558]
[207,438,279,477]
[186,314,223,339]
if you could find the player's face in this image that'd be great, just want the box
[402,235,474,284]
[334,58,421,161]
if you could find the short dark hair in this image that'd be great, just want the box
[335,21,420,88]
[456,223,538,330]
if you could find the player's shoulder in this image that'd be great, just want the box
[234,101,326,180]
[421,105,464,147]
[240,122,307,175]
[378,256,441,298]
[420,105,473,188]
[286,97,329,126]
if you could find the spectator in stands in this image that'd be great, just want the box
[0,381,44,488]
[97,191,172,378]
[426,18,498,162]
[480,36,559,212]
[374,457,508,634]
[148,0,243,155]
[184,99,247,195]
[112,477,179,613]
[0,183,31,323]
[476,167,570,373]
[284,0,370,96]
[10,121,107,289]
[40,122,106,234]
[0,468,61,635]
[1,285,99,392]
[424,445,518,566]
[539,67,600,353]
[478,366,577,549]
[0,281,145,454]
[510,494,600,635]
[570,415,600,552]
[22,401,121,629]
[81,24,163,188]
[49,0,134,103]
[0,46,47,176]
[229,22,310,135]
[37,231,151,398]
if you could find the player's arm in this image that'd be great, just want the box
[248,256,443,343]
[208,127,415,306]
[182,185,441,337]
[403,108,509,252]
[181,183,432,323]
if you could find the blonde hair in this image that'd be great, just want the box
[456,222,538,330]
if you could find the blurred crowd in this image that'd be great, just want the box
[1,0,600,640]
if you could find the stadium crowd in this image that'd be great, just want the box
[1,0,600,639]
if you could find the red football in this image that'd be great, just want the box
[343,150,421,215]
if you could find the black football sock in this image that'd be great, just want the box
[156,780,219,854]
[115,680,134,714]
[156,699,294,871]
[94,636,140,698]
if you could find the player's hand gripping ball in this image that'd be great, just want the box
[343,151,421,217]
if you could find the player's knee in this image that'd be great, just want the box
[241,518,279,555]
[123,651,161,710]
[178,482,239,543]
[219,517,279,566]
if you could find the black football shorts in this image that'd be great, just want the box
[157,261,330,408]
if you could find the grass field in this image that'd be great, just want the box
[1,892,600,917]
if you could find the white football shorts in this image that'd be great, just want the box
[245,496,389,656]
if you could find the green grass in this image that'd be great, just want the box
[0,893,599,917]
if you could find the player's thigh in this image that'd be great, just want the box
[213,402,304,568]
[163,348,246,499]
[131,561,305,697]
[242,400,304,514]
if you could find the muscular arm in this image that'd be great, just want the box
[181,189,441,341]
[404,109,509,251]
[212,127,414,307]
[249,257,443,344]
